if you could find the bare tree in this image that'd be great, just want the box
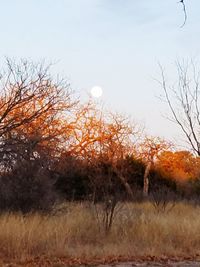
[138,136,172,197]
[68,100,141,200]
[0,58,76,169]
[160,60,200,156]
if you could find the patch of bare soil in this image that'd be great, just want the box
[0,257,200,267]
[97,261,200,267]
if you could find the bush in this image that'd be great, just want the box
[149,168,177,193]
[150,186,177,213]
[116,156,145,190]
[0,160,57,213]
[55,155,90,200]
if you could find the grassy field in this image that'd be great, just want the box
[0,201,200,262]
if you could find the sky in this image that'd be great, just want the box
[0,0,199,146]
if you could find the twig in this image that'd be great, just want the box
[179,0,187,28]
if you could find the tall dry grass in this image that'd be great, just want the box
[0,201,200,260]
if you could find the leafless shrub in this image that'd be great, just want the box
[150,186,177,213]
[91,194,124,235]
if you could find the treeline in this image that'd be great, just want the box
[0,59,199,213]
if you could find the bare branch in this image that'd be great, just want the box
[159,60,200,156]
[179,0,187,28]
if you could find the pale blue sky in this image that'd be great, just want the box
[0,0,199,144]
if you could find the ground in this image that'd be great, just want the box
[0,257,200,267]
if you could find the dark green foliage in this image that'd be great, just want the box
[188,178,200,194]
[0,160,57,213]
[180,178,200,200]
[0,149,197,213]
[54,156,90,201]
[88,159,124,202]
[149,168,177,193]
[117,155,145,189]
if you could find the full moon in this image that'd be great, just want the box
[91,86,103,98]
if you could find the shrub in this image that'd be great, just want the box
[0,160,57,213]
[55,156,90,200]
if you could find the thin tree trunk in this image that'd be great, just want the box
[118,174,134,200]
[143,161,151,197]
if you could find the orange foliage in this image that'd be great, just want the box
[67,100,139,162]
[138,136,172,164]
[0,59,76,165]
[156,150,200,181]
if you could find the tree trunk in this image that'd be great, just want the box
[118,174,134,200]
[143,161,151,197]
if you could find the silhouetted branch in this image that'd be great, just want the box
[179,0,187,27]
[159,60,200,156]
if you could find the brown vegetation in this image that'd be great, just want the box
[0,202,199,262]
[0,59,199,265]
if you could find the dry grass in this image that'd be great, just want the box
[0,201,200,260]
